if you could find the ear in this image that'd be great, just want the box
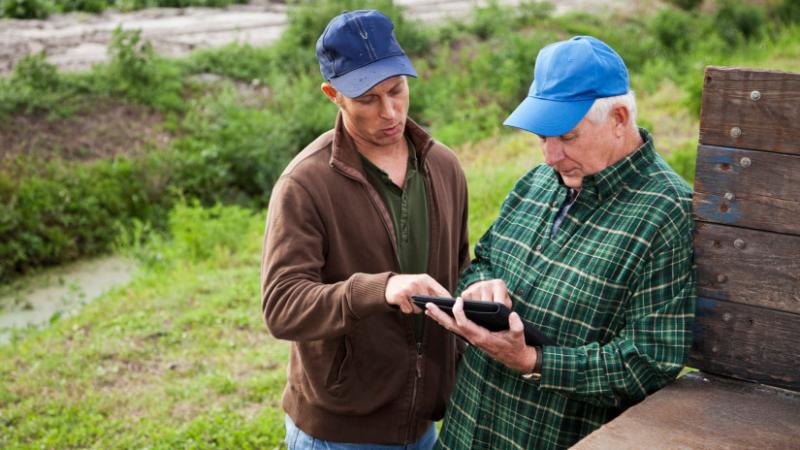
[321,82,339,104]
[610,104,630,138]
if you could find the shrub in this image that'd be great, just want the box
[715,0,768,44]
[0,156,172,282]
[0,52,87,118]
[166,201,259,262]
[1,0,52,18]
[667,0,703,11]
[104,27,185,112]
[651,8,695,54]
[56,0,105,13]
[774,0,800,25]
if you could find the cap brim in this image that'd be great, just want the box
[503,96,595,136]
[329,54,417,98]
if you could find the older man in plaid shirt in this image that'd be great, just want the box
[424,36,696,449]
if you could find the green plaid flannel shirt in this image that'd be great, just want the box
[436,130,696,450]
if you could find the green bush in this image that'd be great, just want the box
[651,8,695,54]
[775,0,800,25]
[667,0,703,11]
[1,0,52,18]
[57,0,105,13]
[0,0,249,17]
[715,0,768,44]
[0,52,91,118]
[0,156,172,281]
[166,201,260,262]
[103,27,185,112]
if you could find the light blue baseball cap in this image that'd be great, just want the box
[503,36,629,136]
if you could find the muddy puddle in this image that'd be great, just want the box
[0,255,137,344]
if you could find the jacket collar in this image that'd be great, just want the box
[330,112,434,179]
[557,128,656,203]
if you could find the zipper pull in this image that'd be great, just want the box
[416,353,423,378]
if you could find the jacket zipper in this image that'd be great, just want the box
[406,324,425,442]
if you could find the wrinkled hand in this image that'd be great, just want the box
[425,297,536,373]
[460,279,512,308]
[385,274,450,314]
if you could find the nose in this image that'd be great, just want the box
[542,139,565,166]
[379,96,396,120]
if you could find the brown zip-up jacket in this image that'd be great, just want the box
[261,114,469,444]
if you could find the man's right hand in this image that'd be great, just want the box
[461,279,512,308]
[385,274,450,314]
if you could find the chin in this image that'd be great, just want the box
[562,177,583,189]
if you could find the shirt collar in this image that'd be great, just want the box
[330,112,432,174]
[558,128,656,203]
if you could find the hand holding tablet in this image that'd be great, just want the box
[412,295,556,347]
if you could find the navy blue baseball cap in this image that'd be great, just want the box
[504,36,630,136]
[316,10,417,98]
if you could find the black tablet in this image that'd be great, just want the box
[412,295,556,346]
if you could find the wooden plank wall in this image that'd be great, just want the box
[690,67,800,391]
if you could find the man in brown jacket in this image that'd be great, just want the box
[261,10,470,449]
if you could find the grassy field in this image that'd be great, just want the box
[3,0,800,447]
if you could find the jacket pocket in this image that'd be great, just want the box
[325,336,352,390]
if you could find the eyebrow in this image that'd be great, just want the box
[387,80,404,92]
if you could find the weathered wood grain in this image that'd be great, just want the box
[693,145,800,236]
[699,66,800,155]
[689,297,800,391]
[573,372,800,450]
[693,222,800,314]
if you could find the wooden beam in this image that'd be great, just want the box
[694,145,800,236]
[699,66,800,155]
[573,372,800,449]
[693,222,800,314]
[689,297,800,391]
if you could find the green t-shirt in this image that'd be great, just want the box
[360,139,429,339]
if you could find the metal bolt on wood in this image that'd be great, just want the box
[723,313,732,322]
[750,90,761,101]
[739,157,751,167]
[730,127,742,138]
[724,192,734,201]
[717,274,728,283]
[734,239,746,250]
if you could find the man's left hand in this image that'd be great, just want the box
[425,297,537,373]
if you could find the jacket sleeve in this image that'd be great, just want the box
[260,175,393,342]
[536,234,696,408]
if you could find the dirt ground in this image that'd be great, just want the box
[0,0,630,75]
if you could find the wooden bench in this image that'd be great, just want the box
[573,67,800,449]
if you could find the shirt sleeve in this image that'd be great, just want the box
[260,175,393,342]
[537,238,696,408]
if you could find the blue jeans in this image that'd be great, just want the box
[284,415,437,450]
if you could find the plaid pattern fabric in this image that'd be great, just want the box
[436,129,696,450]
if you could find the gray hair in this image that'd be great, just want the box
[585,91,638,131]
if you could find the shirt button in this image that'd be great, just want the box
[535,243,543,251]
[552,201,559,207]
